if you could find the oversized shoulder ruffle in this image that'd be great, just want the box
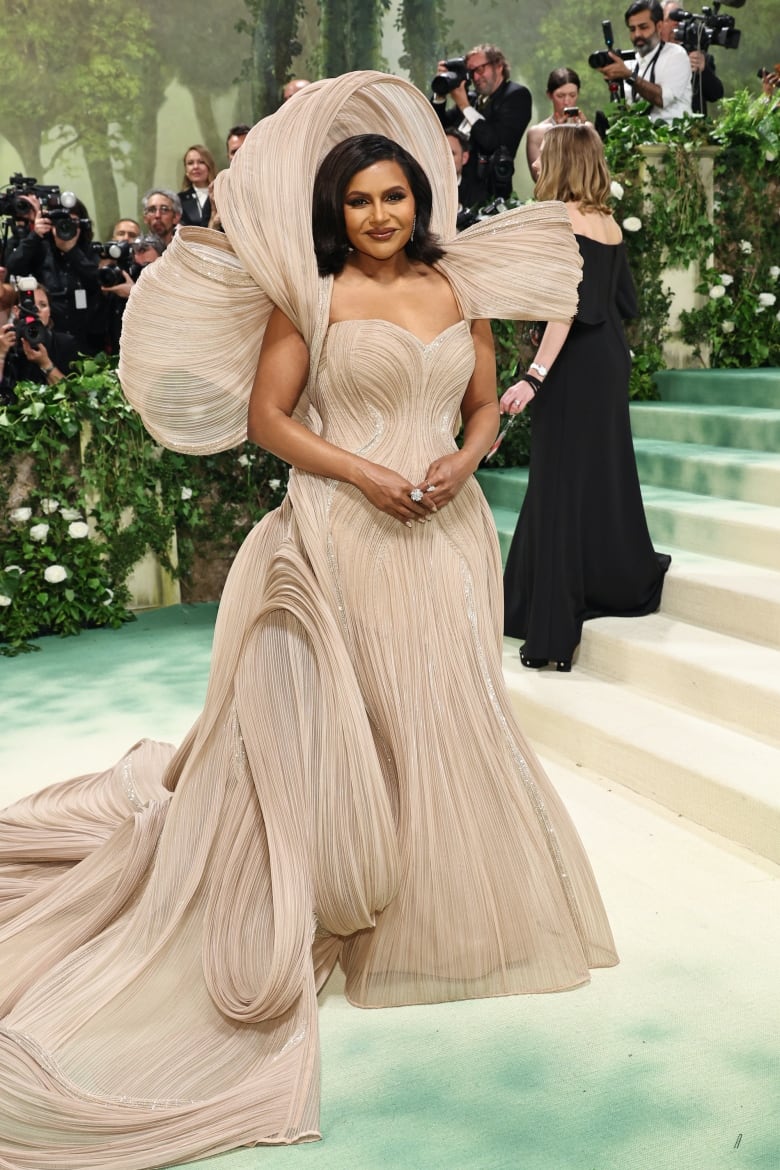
[119,71,581,455]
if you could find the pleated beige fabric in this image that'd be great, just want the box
[0,72,617,1170]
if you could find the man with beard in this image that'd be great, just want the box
[432,44,532,206]
[598,0,692,122]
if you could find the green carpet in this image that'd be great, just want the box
[1,607,778,1170]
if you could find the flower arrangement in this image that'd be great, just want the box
[603,91,779,389]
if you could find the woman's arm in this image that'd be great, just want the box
[498,319,572,415]
[247,307,436,525]
[421,318,498,505]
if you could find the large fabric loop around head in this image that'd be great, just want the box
[119,71,582,456]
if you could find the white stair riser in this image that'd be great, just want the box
[645,504,780,570]
[575,627,780,745]
[661,572,780,649]
[506,684,780,864]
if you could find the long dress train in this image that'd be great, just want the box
[0,73,617,1169]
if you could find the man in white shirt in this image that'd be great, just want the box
[598,0,692,122]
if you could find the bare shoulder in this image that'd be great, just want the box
[566,204,622,245]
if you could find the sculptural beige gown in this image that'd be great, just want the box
[0,73,617,1169]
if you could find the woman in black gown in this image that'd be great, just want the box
[500,124,670,671]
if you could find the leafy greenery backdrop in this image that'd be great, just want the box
[1,0,778,236]
[0,356,287,655]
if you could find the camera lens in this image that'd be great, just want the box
[53,218,78,241]
[97,265,125,288]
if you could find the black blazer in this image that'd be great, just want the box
[433,79,532,205]
[177,186,212,228]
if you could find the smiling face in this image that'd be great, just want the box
[342,159,415,261]
[184,149,210,188]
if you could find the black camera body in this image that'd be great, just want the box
[0,174,87,241]
[93,239,135,287]
[669,6,741,52]
[589,20,636,69]
[432,57,469,96]
[589,48,637,68]
[13,289,47,349]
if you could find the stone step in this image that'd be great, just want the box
[641,485,780,570]
[575,613,780,745]
[502,644,780,864]
[660,548,780,649]
[477,466,528,511]
[633,438,780,506]
[654,367,780,409]
[486,476,780,577]
[630,402,780,453]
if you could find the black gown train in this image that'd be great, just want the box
[503,235,670,663]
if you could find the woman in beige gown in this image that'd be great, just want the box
[0,72,617,1170]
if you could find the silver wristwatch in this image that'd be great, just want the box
[529,361,548,379]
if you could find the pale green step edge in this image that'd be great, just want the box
[630,402,780,452]
[654,368,780,409]
[633,440,780,506]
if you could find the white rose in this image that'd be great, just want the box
[739,240,753,254]
[622,216,642,232]
[29,522,50,542]
[60,507,83,522]
[268,479,281,491]
[766,151,777,162]
[10,507,31,523]
[721,320,735,334]
[712,200,721,212]
[709,285,726,300]
[181,486,193,500]
[68,521,90,539]
[770,266,780,280]
[4,564,23,575]
[40,498,59,514]
[758,292,777,308]
[237,454,250,467]
[0,594,11,607]
[103,588,114,606]
[719,274,733,286]
[44,564,68,584]
[610,180,624,200]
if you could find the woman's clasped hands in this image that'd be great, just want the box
[356,450,474,527]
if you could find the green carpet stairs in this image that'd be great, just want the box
[477,368,780,865]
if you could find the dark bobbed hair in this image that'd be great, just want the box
[546,67,581,94]
[625,0,663,25]
[312,134,446,278]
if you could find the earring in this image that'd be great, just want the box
[410,214,417,240]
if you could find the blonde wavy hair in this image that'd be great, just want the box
[534,124,612,214]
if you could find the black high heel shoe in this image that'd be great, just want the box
[520,650,548,669]
[555,660,572,673]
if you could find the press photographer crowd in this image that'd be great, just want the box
[0,0,773,402]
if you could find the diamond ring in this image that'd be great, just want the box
[426,483,436,493]
[409,488,424,503]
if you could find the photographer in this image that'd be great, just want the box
[660,1,724,114]
[432,44,532,206]
[96,235,165,354]
[598,1,692,122]
[4,192,104,354]
[0,280,77,402]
